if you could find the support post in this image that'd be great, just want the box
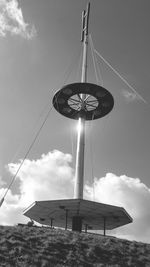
[103,217,106,236]
[85,224,88,233]
[65,209,68,230]
[50,218,54,228]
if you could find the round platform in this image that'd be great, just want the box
[53,83,114,120]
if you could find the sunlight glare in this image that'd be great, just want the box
[76,118,82,133]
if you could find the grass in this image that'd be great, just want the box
[0,225,149,266]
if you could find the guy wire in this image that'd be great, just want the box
[90,35,147,104]
[89,34,103,86]
[0,46,83,207]
[1,105,54,204]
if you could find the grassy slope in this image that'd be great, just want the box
[0,225,150,267]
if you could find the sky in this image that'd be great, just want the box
[0,0,150,243]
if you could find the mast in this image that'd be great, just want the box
[53,2,114,202]
[74,2,90,199]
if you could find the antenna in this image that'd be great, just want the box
[81,10,86,42]
[81,2,90,42]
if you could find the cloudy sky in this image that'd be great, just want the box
[0,0,150,243]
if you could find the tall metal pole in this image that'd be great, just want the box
[74,3,90,199]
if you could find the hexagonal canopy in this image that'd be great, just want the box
[23,199,132,231]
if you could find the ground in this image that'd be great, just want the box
[0,225,149,266]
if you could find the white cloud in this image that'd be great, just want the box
[0,152,150,243]
[0,0,36,39]
[0,150,74,225]
[8,150,74,204]
[85,173,150,243]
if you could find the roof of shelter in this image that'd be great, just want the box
[23,198,132,230]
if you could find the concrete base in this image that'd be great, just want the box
[72,216,82,232]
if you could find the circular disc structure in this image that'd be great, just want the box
[53,83,114,120]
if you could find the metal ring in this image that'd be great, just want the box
[53,83,114,120]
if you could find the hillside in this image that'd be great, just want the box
[0,225,150,266]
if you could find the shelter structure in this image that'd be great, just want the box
[24,2,132,234]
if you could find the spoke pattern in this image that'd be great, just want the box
[69,98,81,103]
[86,103,98,108]
[68,94,99,111]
